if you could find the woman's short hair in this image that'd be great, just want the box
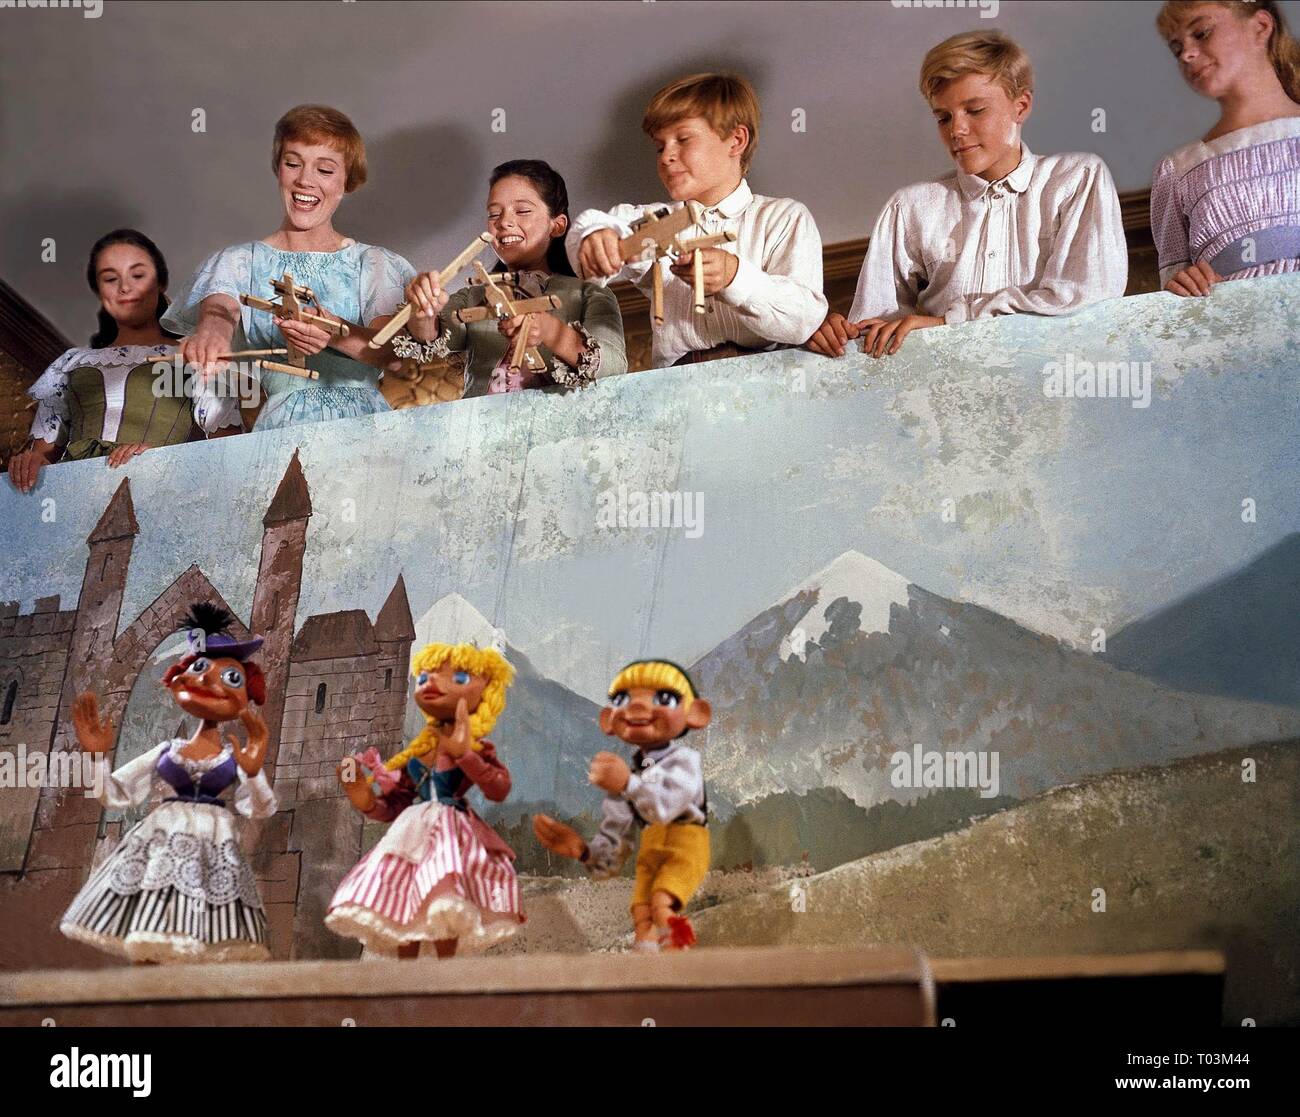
[272,104,368,193]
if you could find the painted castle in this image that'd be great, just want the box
[0,450,413,963]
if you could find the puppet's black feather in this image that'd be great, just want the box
[179,602,234,636]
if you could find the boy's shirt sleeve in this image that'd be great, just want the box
[848,193,926,323]
[716,200,828,345]
[959,156,1128,321]
[584,794,636,878]
[566,203,660,290]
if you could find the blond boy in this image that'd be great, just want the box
[809,31,1127,359]
[567,73,828,368]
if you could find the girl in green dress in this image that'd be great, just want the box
[8,229,230,494]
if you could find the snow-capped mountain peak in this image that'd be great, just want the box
[412,592,505,656]
[779,550,912,658]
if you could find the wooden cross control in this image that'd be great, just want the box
[240,272,350,379]
[455,263,562,372]
[618,202,736,323]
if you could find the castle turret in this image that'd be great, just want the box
[372,575,416,752]
[54,480,137,754]
[249,448,311,770]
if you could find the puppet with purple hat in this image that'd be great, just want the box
[60,602,278,963]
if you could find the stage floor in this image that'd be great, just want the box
[0,947,1225,1027]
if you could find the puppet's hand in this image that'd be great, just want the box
[668,246,738,296]
[72,692,114,754]
[442,698,472,759]
[589,751,631,794]
[230,707,268,776]
[532,814,589,861]
[337,760,377,813]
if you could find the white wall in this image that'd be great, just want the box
[2,0,1290,342]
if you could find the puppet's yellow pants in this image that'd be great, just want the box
[631,823,710,911]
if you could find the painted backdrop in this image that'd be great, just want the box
[1,274,1297,963]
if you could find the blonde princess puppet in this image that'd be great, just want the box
[326,642,522,958]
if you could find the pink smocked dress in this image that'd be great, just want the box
[324,742,523,956]
[1149,117,1300,288]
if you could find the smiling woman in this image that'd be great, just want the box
[161,105,416,433]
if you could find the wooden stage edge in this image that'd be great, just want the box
[0,947,1226,1027]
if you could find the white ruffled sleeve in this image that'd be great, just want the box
[160,243,254,338]
[26,348,88,447]
[91,742,169,811]
[359,246,416,327]
[233,767,278,819]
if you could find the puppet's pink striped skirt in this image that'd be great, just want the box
[325,801,522,956]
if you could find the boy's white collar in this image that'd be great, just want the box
[696,178,752,218]
[956,144,1036,199]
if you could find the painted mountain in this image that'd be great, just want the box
[1101,533,1300,709]
[403,592,609,823]
[689,550,1300,838]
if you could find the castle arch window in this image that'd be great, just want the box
[384,668,393,691]
[1,680,17,725]
[315,683,327,715]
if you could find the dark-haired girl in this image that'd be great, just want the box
[397,159,628,397]
[59,604,277,964]
[7,230,238,494]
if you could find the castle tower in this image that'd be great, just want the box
[372,574,416,752]
[249,448,311,771]
[54,480,137,755]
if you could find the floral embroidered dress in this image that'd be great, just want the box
[161,240,415,431]
[60,739,277,963]
[27,344,215,459]
[325,741,523,956]
[1150,117,1300,287]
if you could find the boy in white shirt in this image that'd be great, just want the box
[567,72,828,368]
[808,31,1127,359]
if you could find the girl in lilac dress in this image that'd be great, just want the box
[60,604,276,964]
[1151,1,1300,296]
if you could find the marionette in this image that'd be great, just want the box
[327,642,523,959]
[59,603,276,963]
[532,659,712,953]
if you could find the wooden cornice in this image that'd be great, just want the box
[615,187,1153,313]
[0,276,72,376]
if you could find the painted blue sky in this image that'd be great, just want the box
[3,277,1297,703]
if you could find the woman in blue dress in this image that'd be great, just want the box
[163,105,415,432]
